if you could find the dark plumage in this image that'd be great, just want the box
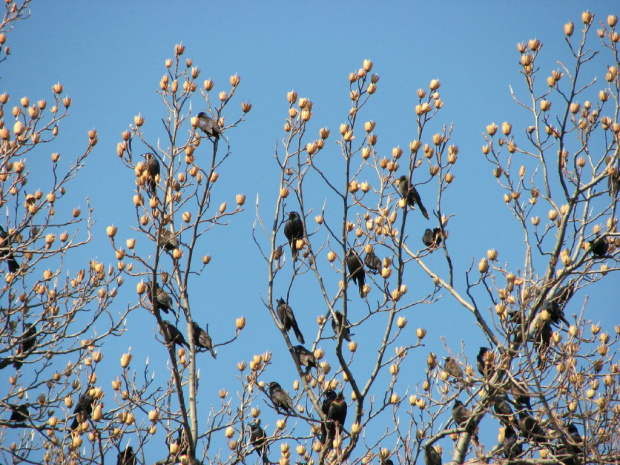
[249,421,269,461]
[12,323,36,370]
[331,311,352,342]
[345,249,365,298]
[518,410,546,443]
[424,444,442,465]
[422,228,442,248]
[0,225,19,273]
[397,175,429,219]
[283,211,304,261]
[323,392,347,447]
[145,281,176,317]
[364,251,381,273]
[196,112,222,139]
[268,381,294,414]
[493,393,515,426]
[143,153,160,198]
[381,460,394,465]
[276,298,305,344]
[588,236,608,257]
[609,169,620,197]
[192,322,216,358]
[443,357,464,381]
[160,320,189,348]
[320,390,338,444]
[476,347,492,377]
[9,404,29,424]
[502,425,522,459]
[158,229,179,252]
[71,392,95,430]
[117,446,137,465]
[534,321,552,368]
[291,345,317,373]
[452,400,478,443]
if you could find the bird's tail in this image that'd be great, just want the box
[293,325,305,345]
[8,255,19,273]
[209,348,217,359]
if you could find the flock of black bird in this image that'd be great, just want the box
[1,138,613,464]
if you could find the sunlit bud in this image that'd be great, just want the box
[120,352,132,368]
[445,173,454,184]
[415,328,426,340]
[217,202,227,215]
[548,209,558,221]
[0,128,9,140]
[582,11,593,24]
[106,225,118,238]
[217,91,227,101]
[567,325,579,338]
[528,39,542,51]
[562,21,574,36]
[13,120,24,136]
[415,398,427,409]
[598,90,609,103]
[235,317,246,330]
[51,82,64,94]
[478,257,489,273]
[540,99,551,111]
[64,396,74,408]
[112,379,121,390]
[276,419,286,430]
[501,122,512,135]
[397,316,407,328]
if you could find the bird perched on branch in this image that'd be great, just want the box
[249,421,269,462]
[145,281,176,318]
[196,112,222,139]
[555,422,583,465]
[323,392,347,447]
[276,298,305,344]
[160,320,189,348]
[331,311,352,341]
[364,250,381,273]
[12,323,37,370]
[476,347,493,378]
[291,345,317,374]
[283,211,304,261]
[142,153,160,198]
[422,227,442,248]
[588,236,608,257]
[424,444,442,465]
[158,229,179,252]
[609,168,620,197]
[502,425,522,459]
[320,390,338,444]
[192,322,216,358]
[397,175,429,219]
[117,446,137,465]
[268,381,294,414]
[518,410,546,444]
[443,357,464,381]
[346,249,365,298]
[452,400,478,443]
[0,225,19,273]
[8,403,29,424]
[493,393,515,426]
[71,391,95,430]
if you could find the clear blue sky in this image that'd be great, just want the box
[3,2,618,464]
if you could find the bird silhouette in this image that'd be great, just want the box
[397,175,429,219]
[364,251,381,273]
[268,381,294,414]
[276,298,305,344]
[346,249,365,298]
[71,391,95,430]
[196,112,222,139]
[142,153,160,198]
[192,322,216,358]
[331,311,352,342]
[0,225,19,273]
[249,421,269,462]
[476,347,492,377]
[117,446,137,465]
[422,227,442,248]
[283,211,304,261]
[12,324,36,370]
[424,444,442,465]
[502,425,522,459]
[158,229,179,252]
[160,320,189,348]
[291,345,317,374]
[145,281,176,317]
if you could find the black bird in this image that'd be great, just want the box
[283,211,304,261]
[381,460,394,465]
[249,421,269,461]
[345,249,365,298]
[422,228,442,248]
[518,410,546,443]
[71,391,95,430]
[588,236,608,257]
[12,323,37,370]
[534,321,552,368]
[324,392,347,447]
[555,422,583,465]
[196,112,222,139]
[9,404,29,424]
[476,347,492,377]
[145,281,176,317]
[142,153,160,198]
[452,400,478,443]
[493,393,515,426]
[192,322,216,358]
[443,357,464,381]
[319,390,338,444]
[424,444,442,465]
[331,311,352,342]
[276,298,305,344]
[117,446,137,465]
[364,251,381,273]
[502,425,522,459]
[160,320,189,348]
[397,175,429,219]
[158,229,179,252]
[291,345,317,374]
[268,381,294,414]
[0,225,19,273]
